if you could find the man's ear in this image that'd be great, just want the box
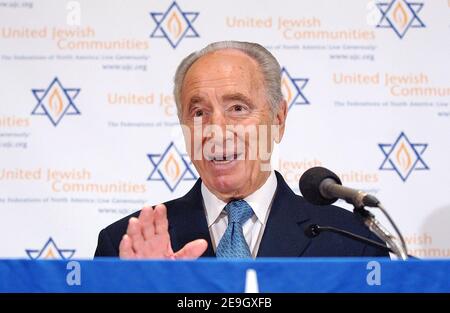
[274,100,287,144]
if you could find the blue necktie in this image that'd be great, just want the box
[216,199,254,258]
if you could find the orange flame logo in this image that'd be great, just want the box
[48,88,64,118]
[281,77,293,105]
[393,1,409,28]
[396,142,412,172]
[167,11,182,39]
[44,249,56,259]
[164,154,180,181]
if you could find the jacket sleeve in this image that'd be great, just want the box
[94,228,119,258]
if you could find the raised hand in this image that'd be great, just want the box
[119,204,207,259]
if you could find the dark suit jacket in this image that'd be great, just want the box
[95,171,389,257]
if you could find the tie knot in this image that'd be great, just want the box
[225,200,253,225]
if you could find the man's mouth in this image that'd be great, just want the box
[208,153,242,164]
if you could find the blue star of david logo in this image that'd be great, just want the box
[379,132,429,182]
[376,0,425,39]
[150,1,199,48]
[31,77,81,126]
[147,142,197,192]
[281,67,309,111]
[26,237,76,260]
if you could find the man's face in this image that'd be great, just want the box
[180,49,286,201]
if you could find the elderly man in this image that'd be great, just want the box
[95,41,388,259]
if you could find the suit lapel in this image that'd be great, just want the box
[167,178,216,257]
[257,171,312,257]
[168,171,311,258]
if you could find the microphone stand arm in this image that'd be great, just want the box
[354,207,408,260]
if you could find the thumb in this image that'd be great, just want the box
[174,239,208,259]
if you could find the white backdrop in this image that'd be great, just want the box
[0,0,449,259]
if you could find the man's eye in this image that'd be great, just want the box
[194,110,204,117]
[233,104,245,112]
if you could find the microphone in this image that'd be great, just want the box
[299,166,379,208]
[304,224,417,259]
[304,224,392,253]
[299,166,409,260]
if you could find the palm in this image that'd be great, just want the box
[119,204,207,259]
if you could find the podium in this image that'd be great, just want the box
[0,258,449,292]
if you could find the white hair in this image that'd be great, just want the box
[173,41,283,119]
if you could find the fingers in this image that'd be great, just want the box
[154,204,169,236]
[127,217,145,256]
[174,239,208,260]
[123,204,172,259]
[119,234,135,259]
[138,206,155,241]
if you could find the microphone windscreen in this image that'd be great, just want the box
[304,224,320,238]
[299,166,342,205]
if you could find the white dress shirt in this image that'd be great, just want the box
[201,171,277,258]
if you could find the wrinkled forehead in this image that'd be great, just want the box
[181,49,265,98]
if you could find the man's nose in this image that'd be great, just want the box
[209,110,227,128]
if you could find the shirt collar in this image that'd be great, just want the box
[201,171,277,227]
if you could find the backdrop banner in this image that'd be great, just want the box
[0,0,448,259]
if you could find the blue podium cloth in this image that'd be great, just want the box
[0,258,448,293]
